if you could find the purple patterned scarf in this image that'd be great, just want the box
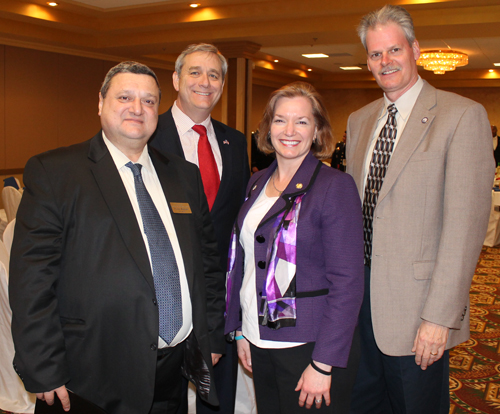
[258,194,304,329]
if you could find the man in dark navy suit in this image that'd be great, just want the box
[150,43,250,414]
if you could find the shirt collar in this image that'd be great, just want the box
[172,100,212,134]
[380,76,424,122]
[102,132,152,172]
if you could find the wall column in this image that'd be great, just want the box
[215,41,260,163]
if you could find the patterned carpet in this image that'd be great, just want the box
[2,246,500,414]
[449,245,500,414]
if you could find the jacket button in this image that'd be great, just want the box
[153,299,157,306]
[258,261,266,269]
[150,344,157,351]
[256,235,265,243]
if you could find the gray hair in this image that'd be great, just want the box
[100,61,161,100]
[175,43,228,80]
[357,4,416,50]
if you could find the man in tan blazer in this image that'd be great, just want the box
[346,5,494,414]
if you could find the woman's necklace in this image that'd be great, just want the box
[272,171,285,196]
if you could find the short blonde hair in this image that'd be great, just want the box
[257,82,334,159]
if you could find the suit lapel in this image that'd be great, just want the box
[88,133,155,291]
[236,162,286,232]
[352,102,383,199]
[378,82,437,204]
[212,121,230,211]
[160,109,185,157]
[150,149,195,289]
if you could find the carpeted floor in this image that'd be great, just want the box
[2,246,500,414]
[449,245,500,414]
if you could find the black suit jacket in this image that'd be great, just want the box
[149,108,250,272]
[494,136,500,165]
[9,133,225,414]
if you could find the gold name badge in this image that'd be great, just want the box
[170,202,192,214]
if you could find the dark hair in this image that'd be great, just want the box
[175,43,228,80]
[358,4,416,50]
[100,61,161,100]
[257,82,334,159]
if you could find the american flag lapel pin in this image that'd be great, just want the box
[223,140,230,145]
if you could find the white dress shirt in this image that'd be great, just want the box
[171,101,223,179]
[362,77,424,192]
[103,134,192,348]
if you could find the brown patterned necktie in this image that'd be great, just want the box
[362,104,398,266]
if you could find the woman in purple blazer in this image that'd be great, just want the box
[225,82,364,413]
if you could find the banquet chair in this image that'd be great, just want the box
[0,238,9,275]
[3,176,20,190]
[0,248,36,413]
[2,186,22,223]
[3,219,15,256]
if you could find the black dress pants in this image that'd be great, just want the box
[350,266,450,414]
[149,342,185,414]
[249,328,360,414]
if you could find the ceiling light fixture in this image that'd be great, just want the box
[274,59,279,63]
[47,2,58,6]
[494,63,500,67]
[302,53,329,59]
[417,49,468,75]
[190,3,201,8]
[340,66,362,71]
[307,69,312,72]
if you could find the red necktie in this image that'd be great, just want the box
[192,124,220,210]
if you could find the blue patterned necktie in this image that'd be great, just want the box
[126,162,182,344]
[362,104,398,266]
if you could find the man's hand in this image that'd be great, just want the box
[36,385,70,412]
[211,353,222,366]
[235,332,252,373]
[411,320,449,370]
[295,361,332,409]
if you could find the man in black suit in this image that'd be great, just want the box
[331,130,346,171]
[150,43,250,414]
[9,61,225,414]
[492,125,500,166]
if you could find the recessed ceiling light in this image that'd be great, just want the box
[489,69,495,73]
[494,63,500,67]
[307,69,312,72]
[47,2,58,6]
[190,3,201,7]
[302,53,329,59]
[274,59,279,63]
[340,66,362,70]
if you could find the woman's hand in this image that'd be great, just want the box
[236,332,253,373]
[295,361,331,409]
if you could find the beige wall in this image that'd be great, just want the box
[250,83,500,147]
[0,45,178,170]
[0,44,498,172]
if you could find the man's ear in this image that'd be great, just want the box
[98,92,103,116]
[172,72,180,92]
[412,40,421,61]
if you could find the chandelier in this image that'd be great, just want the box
[417,50,468,75]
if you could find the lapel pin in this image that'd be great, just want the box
[421,117,428,124]
[296,183,303,189]
[252,185,257,191]
[223,140,230,145]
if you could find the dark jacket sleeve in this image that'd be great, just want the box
[9,155,70,393]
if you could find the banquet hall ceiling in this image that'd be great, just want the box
[2,0,500,88]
